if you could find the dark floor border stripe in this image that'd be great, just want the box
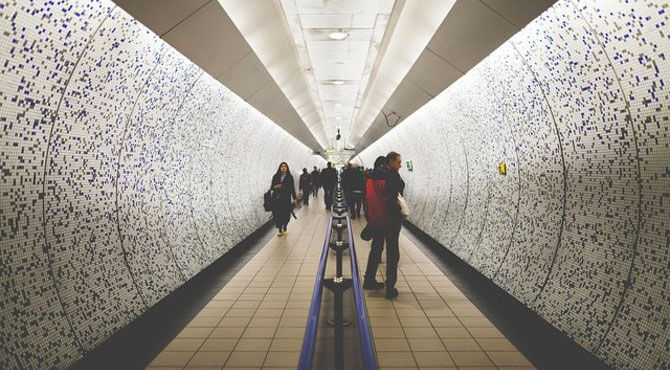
[401,221,611,370]
[68,219,276,370]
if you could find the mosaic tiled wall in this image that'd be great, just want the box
[357,0,670,369]
[0,1,323,368]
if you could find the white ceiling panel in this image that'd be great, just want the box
[300,14,352,28]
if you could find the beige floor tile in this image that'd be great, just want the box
[188,316,222,328]
[218,316,251,327]
[413,351,455,367]
[449,351,494,367]
[442,337,482,351]
[199,338,237,352]
[371,316,401,327]
[372,326,406,338]
[377,352,417,367]
[234,338,272,352]
[177,327,214,339]
[255,308,284,318]
[435,327,471,339]
[248,317,280,328]
[163,338,205,352]
[275,326,306,338]
[269,338,303,352]
[395,308,426,318]
[400,317,432,327]
[428,317,462,327]
[225,351,266,367]
[186,351,230,367]
[407,337,445,351]
[148,351,194,367]
[460,316,494,327]
[231,301,260,309]
[369,308,398,317]
[279,317,306,327]
[375,338,411,351]
[423,308,455,318]
[225,308,256,318]
[242,327,276,339]
[468,326,505,338]
[263,352,299,367]
[487,351,533,366]
[475,338,518,351]
[210,326,245,339]
[403,327,439,339]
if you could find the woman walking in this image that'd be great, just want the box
[271,162,297,236]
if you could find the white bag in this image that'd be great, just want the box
[397,194,410,217]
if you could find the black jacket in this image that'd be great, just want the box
[299,173,312,191]
[271,173,297,201]
[384,168,405,219]
[321,167,338,189]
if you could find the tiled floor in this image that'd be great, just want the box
[349,218,536,370]
[146,196,536,370]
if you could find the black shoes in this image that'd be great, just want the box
[385,287,399,300]
[363,278,384,290]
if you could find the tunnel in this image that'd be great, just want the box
[0,0,668,369]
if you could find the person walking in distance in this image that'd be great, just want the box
[271,162,297,236]
[362,152,405,299]
[321,162,338,210]
[310,166,320,196]
[350,165,364,219]
[299,168,312,206]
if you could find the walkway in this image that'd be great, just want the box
[145,194,535,369]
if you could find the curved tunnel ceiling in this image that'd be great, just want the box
[112,0,557,156]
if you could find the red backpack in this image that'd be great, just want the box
[365,177,391,227]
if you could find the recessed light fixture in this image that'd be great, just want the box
[328,31,348,40]
[331,80,344,85]
[334,103,343,108]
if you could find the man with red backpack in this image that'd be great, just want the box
[362,152,405,299]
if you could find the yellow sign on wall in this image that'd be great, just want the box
[498,163,507,175]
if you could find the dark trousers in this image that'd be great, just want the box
[313,186,319,196]
[324,186,335,209]
[302,188,310,205]
[349,191,362,218]
[364,223,401,288]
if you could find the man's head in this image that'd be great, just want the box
[313,166,317,171]
[386,151,402,172]
[327,162,332,168]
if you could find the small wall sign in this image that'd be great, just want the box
[406,160,413,171]
[498,163,507,175]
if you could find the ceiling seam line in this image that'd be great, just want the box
[159,0,214,38]
[477,0,521,30]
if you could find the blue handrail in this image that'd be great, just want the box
[346,215,379,370]
[298,217,334,370]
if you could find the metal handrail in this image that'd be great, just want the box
[346,215,379,370]
[297,216,334,370]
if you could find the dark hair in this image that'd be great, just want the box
[276,162,291,176]
[373,156,387,170]
[327,162,332,168]
[386,151,400,162]
[302,168,308,174]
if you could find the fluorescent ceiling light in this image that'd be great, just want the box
[328,31,349,40]
[331,80,345,85]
